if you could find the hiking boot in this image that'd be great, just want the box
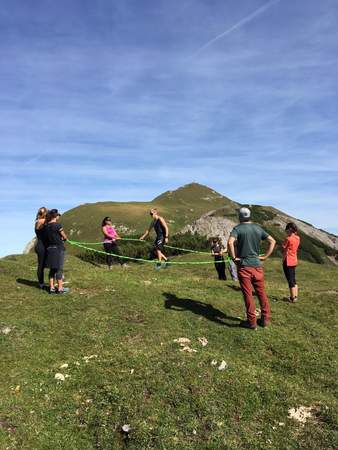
[57,288,70,295]
[257,318,270,328]
[239,320,257,330]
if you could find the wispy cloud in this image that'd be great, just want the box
[192,0,280,56]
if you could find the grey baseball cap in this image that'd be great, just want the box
[239,207,251,221]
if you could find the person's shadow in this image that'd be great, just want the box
[163,292,241,327]
[16,278,45,290]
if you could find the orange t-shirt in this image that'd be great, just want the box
[282,234,300,266]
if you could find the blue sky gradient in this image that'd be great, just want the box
[1,0,338,256]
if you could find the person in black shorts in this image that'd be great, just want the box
[140,208,169,268]
[45,209,69,294]
[211,238,227,280]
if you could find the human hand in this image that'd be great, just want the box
[259,255,267,261]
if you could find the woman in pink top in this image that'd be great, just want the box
[101,217,126,269]
[282,222,300,303]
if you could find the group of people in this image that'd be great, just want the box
[34,205,301,330]
[35,207,69,294]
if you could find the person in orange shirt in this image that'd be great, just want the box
[282,222,300,303]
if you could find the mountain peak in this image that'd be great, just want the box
[153,183,225,202]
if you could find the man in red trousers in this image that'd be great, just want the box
[228,207,276,329]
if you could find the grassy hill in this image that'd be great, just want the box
[58,183,338,265]
[61,183,237,244]
[0,253,337,449]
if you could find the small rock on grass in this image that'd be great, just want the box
[180,346,197,353]
[174,337,191,345]
[1,326,12,335]
[55,373,65,382]
[122,424,131,433]
[198,337,208,347]
[218,360,228,371]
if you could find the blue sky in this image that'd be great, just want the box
[1,0,338,256]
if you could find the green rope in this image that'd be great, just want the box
[69,238,211,255]
[67,240,231,265]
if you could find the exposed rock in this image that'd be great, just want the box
[181,211,237,247]
[23,238,36,254]
[267,214,338,250]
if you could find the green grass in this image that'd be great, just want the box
[0,252,337,449]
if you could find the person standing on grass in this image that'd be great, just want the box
[282,222,300,303]
[101,217,127,269]
[140,208,169,268]
[45,209,69,295]
[227,207,276,329]
[34,207,48,288]
[211,238,227,280]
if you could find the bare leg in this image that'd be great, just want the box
[156,249,167,262]
[57,278,63,291]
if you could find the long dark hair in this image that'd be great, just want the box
[285,222,298,234]
[102,217,111,227]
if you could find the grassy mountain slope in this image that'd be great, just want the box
[1,253,337,449]
[61,183,238,243]
[33,183,337,265]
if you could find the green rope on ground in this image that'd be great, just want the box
[67,240,231,265]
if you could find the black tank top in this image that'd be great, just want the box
[154,218,166,239]
[35,222,47,244]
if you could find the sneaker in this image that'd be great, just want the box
[57,288,70,295]
[257,318,270,328]
[164,260,171,269]
[239,320,257,330]
[155,263,162,270]
[49,288,56,294]
[39,283,45,289]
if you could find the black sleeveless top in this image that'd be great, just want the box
[154,218,166,239]
[35,221,47,244]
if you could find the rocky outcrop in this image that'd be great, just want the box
[267,214,338,250]
[181,211,237,246]
[23,237,36,254]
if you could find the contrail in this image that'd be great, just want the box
[193,0,280,56]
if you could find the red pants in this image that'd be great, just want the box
[238,266,270,326]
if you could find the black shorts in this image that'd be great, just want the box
[283,261,296,288]
[154,237,165,252]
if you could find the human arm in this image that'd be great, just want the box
[259,235,276,261]
[140,222,153,240]
[227,236,240,261]
[59,227,68,241]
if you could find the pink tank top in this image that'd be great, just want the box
[103,225,117,243]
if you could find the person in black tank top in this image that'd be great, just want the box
[140,208,169,268]
[34,207,48,288]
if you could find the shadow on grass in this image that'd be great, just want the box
[226,283,242,292]
[163,292,241,327]
[16,278,44,290]
[75,254,102,268]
